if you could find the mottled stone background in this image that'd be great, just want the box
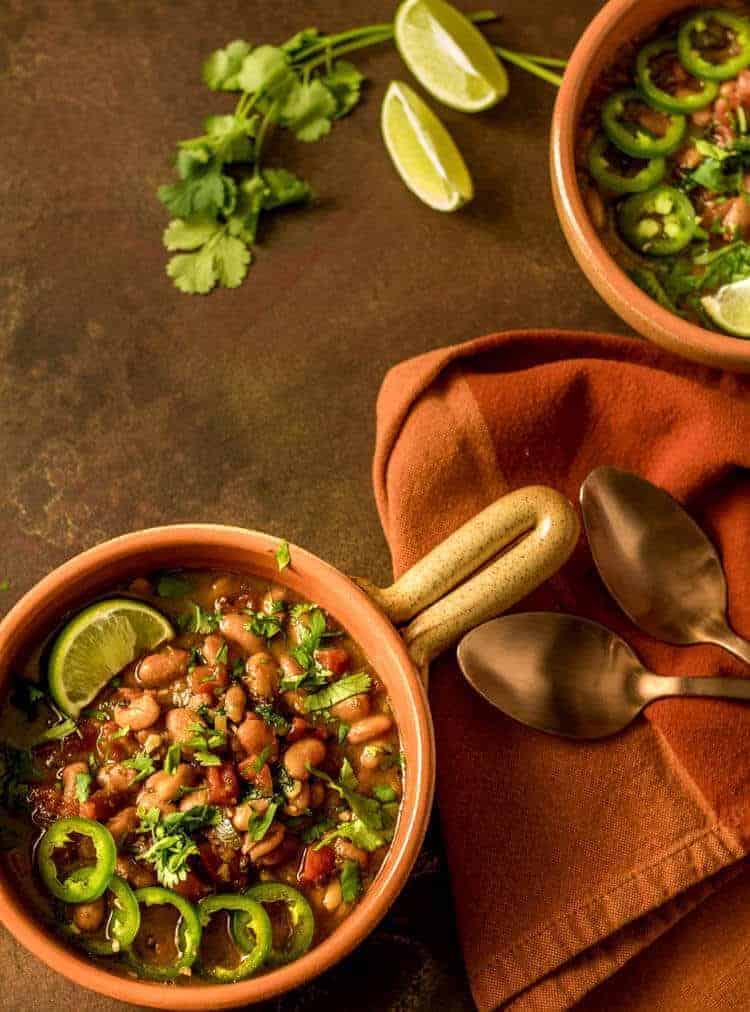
[0,1,618,1008]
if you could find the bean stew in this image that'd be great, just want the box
[578,3,750,336]
[0,568,403,984]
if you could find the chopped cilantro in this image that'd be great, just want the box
[33,718,78,745]
[164,744,181,775]
[250,745,272,773]
[137,805,219,888]
[122,753,157,783]
[254,703,290,734]
[214,641,229,664]
[110,724,130,740]
[309,762,397,853]
[74,771,92,802]
[340,860,361,903]
[245,610,284,641]
[372,785,397,803]
[276,540,291,571]
[247,800,280,842]
[195,751,222,766]
[302,672,371,712]
[230,658,246,681]
[177,602,221,634]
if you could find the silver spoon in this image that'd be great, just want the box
[580,466,750,665]
[457,612,750,739]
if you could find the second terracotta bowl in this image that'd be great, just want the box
[551,0,750,373]
[0,486,580,1008]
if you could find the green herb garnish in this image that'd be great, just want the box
[122,753,157,783]
[275,540,291,571]
[137,805,219,888]
[340,860,362,903]
[74,771,92,803]
[156,574,193,598]
[302,672,371,712]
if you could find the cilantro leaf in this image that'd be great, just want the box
[137,805,218,889]
[163,217,220,255]
[254,703,290,734]
[123,753,157,783]
[340,859,361,903]
[262,169,312,210]
[247,800,279,842]
[227,177,267,244]
[372,785,397,803]
[281,28,322,59]
[303,672,371,712]
[213,234,251,288]
[158,155,235,219]
[316,818,385,852]
[280,79,337,142]
[167,246,218,295]
[321,61,364,118]
[246,610,284,641]
[164,744,181,775]
[202,40,253,91]
[201,114,256,163]
[177,602,222,634]
[237,45,292,95]
[276,540,291,571]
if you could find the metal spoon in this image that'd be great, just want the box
[457,612,750,739]
[580,466,750,665]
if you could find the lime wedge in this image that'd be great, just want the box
[394,0,508,112]
[48,599,174,718]
[381,82,473,211]
[701,278,750,337]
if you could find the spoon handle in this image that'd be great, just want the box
[640,673,750,703]
[706,628,750,667]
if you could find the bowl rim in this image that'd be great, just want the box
[0,524,436,1009]
[550,0,750,371]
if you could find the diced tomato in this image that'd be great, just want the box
[237,759,273,796]
[189,664,229,695]
[297,845,335,885]
[79,789,124,822]
[314,648,350,675]
[205,763,239,805]
[173,869,211,902]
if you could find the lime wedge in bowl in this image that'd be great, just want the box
[48,599,174,718]
[394,0,508,112]
[701,278,750,338]
[381,81,473,211]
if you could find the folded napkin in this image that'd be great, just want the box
[373,331,750,1010]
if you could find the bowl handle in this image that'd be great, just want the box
[354,486,580,678]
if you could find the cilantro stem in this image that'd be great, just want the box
[254,100,280,168]
[494,47,564,86]
[512,53,568,68]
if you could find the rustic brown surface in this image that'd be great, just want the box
[0,1,621,1009]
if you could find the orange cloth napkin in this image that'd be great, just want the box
[373,330,750,1010]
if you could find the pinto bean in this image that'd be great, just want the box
[236,715,276,756]
[334,838,368,869]
[322,879,343,912]
[189,664,228,695]
[330,693,371,723]
[284,738,326,781]
[219,613,265,655]
[244,824,285,861]
[179,788,210,812]
[231,798,269,832]
[116,855,157,889]
[309,782,326,808]
[62,761,89,800]
[73,898,105,933]
[584,186,606,232]
[166,707,202,747]
[106,806,140,845]
[224,684,247,724]
[138,763,196,809]
[282,689,307,715]
[237,759,273,795]
[113,691,160,731]
[128,577,152,596]
[137,647,189,688]
[283,781,311,817]
[202,634,226,665]
[244,652,280,701]
[347,714,393,745]
[96,762,137,794]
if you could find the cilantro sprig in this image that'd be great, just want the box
[136,805,219,888]
[159,13,564,294]
[309,759,398,853]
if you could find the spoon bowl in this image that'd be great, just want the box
[457,612,750,739]
[580,466,750,664]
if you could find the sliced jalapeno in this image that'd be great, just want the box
[602,89,686,158]
[236,883,314,967]
[197,894,271,981]
[618,186,697,256]
[127,886,201,980]
[636,39,719,113]
[587,133,666,194]
[37,817,116,903]
[65,875,141,956]
[678,9,750,82]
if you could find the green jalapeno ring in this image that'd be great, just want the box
[587,133,667,194]
[235,883,314,967]
[636,38,719,113]
[37,817,117,904]
[64,875,141,956]
[602,89,687,159]
[678,9,750,82]
[197,894,272,982]
[127,886,202,981]
[618,185,697,256]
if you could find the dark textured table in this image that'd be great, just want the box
[0,1,622,1008]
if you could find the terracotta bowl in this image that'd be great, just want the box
[551,0,750,373]
[0,492,580,1007]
